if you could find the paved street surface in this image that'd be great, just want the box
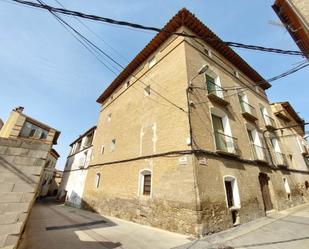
[18,199,191,249]
[18,200,309,249]
[175,204,309,249]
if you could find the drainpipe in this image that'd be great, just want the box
[186,65,208,236]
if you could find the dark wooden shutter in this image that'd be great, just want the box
[143,174,151,195]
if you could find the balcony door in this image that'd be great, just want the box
[212,114,227,151]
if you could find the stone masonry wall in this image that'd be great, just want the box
[0,138,51,249]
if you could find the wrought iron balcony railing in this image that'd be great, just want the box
[214,131,240,156]
[240,100,257,121]
[251,144,269,163]
[263,114,276,129]
[207,81,229,106]
[274,151,288,167]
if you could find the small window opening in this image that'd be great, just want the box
[107,113,112,122]
[110,139,116,151]
[95,173,101,188]
[148,56,156,68]
[305,181,309,190]
[140,170,152,196]
[126,81,130,88]
[144,85,151,96]
[283,177,291,200]
[100,145,105,155]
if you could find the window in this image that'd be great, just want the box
[100,145,105,155]
[95,173,101,188]
[283,177,291,200]
[126,81,130,88]
[211,110,237,154]
[223,176,240,208]
[84,133,93,148]
[304,156,309,167]
[139,170,152,196]
[110,139,116,151]
[205,70,224,98]
[260,105,275,128]
[238,93,255,116]
[148,56,156,68]
[19,121,48,140]
[270,135,286,166]
[247,127,266,161]
[75,140,82,153]
[144,85,151,96]
[305,181,309,190]
[107,113,112,122]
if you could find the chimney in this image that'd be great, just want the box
[14,106,24,113]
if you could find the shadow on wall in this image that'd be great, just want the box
[18,199,121,249]
[0,155,38,186]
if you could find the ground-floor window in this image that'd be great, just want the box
[223,176,240,208]
[139,170,152,196]
[283,177,291,200]
[95,173,101,188]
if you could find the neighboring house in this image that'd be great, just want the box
[39,148,60,197]
[0,118,3,130]
[58,126,96,207]
[0,107,60,248]
[48,170,63,196]
[82,9,309,236]
[0,106,60,145]
[273,0,309,57]
[271,102,309,175]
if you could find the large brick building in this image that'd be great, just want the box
[82,9,309,235]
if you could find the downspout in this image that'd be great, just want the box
[186,81,203,237]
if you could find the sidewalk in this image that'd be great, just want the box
[174,203,309,249]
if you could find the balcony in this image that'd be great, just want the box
[274,151,288,167]
[207,81,229,106]
[251,144,269,163]
[240,100,257,122]
[214,131,240,157]
[263,114,276,130]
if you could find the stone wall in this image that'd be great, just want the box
[0,138,51,249]
[194,152,309,235]
[83,155,198,235]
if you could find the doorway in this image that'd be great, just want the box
[258,173,273,211]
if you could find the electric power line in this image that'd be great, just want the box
[5,0,306,57]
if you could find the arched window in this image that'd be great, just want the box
[139,170,152,196]
[95,173,101,188]
[223,176,240,208]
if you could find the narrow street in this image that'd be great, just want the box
[176,204,309,249]
[18,200,309,249]
[18,199,191,249]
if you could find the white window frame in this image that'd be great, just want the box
[223,176,241,209]
[205,69,223,98]
[138,169,152,197]
[210,107,235,153]
[283,177,291,200]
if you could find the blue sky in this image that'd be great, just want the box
[0,0,308,170]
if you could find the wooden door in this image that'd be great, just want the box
[259,173,273,211]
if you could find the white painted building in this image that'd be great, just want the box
[58,126,96,208]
